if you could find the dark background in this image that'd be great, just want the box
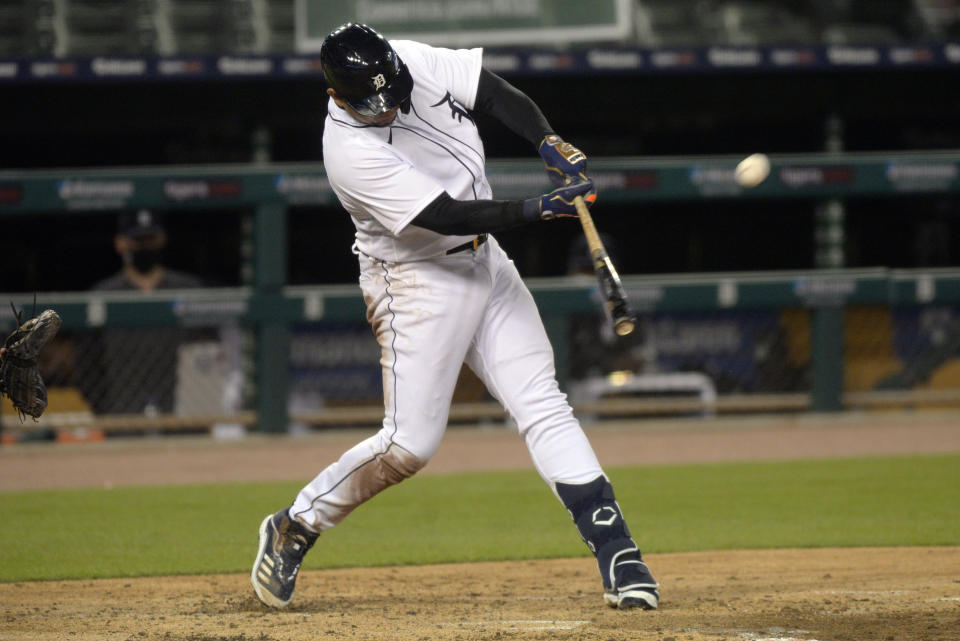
[6,68,960,167]
[2,64,960,292]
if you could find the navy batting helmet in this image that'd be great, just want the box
[320,23,414,116]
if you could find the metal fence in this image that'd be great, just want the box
[3,277,959,440]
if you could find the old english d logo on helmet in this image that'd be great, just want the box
[320,23,414,117]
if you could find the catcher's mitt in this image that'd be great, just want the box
[0,305,61,420]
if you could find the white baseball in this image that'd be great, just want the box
[734,153,771,188]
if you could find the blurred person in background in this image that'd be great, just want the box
[78,210,205,415]
[92,210,203,292]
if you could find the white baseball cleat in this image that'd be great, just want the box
[604,585,660,610]
[603,557,660,610]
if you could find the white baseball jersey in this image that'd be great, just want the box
[322,40,492,262]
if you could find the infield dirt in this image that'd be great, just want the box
[2,412,959,641]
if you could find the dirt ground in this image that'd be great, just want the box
[2,411,959,641]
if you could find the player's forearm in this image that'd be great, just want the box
[473,68,554,147]
[411,192,541,235]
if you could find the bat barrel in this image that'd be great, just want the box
[573,196,637,337]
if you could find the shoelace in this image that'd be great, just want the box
[280,528,314,557]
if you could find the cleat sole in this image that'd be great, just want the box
[604,588,659,610]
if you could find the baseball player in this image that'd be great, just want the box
[251,22,659,612]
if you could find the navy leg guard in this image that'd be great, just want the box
[556,475,659,609]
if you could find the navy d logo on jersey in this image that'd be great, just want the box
[431,92,474,124]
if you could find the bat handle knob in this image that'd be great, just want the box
[614,318,636,337]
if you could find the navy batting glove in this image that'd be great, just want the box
[523,177,597,221]
[538,134,588,186]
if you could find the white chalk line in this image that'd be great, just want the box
[816,589,916,595]
[440,619,590,631]
[739,631,823,641]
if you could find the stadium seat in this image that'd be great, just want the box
[163,0,258,55]
[710,1,817,46]
[920,0,960,37]
[844,308,903,391]
[163,0,226,55]
[0,34,22,57]
[263,0,294,52]
[635,0,713,48]
[0,4,24,38]
[61,0,156,56]
[817,0,928,43]
[923,358,960,389]
[822,23,903,45]
[0,0,57,57]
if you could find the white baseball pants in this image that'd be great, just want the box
[290,236,604,531]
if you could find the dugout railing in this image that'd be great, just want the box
[2,152,960,436]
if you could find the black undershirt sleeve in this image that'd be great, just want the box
[411,192,540,236]
[472,68,554,147]
[410,70,554,235]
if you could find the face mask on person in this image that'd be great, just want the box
[125,248,162,273]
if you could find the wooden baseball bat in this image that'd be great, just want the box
[573,195,636,336]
